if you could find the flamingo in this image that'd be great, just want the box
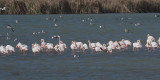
[119,40,126,51]
[107,43,116,54]
[133,40,142,51]
[95,46,103,53]
[113,41,121,52]
[102,44,108,53]
[75,41,83,52]
[16,42,22,49]
[147,34,155,41]
[41,39,46,52]
[5,45,15,54]
[41,39,46,48]
[54,44,60,53]
[45,43,54,53]
[96,42,103,49]
[146,39,152,52]
[57,41,67,54]
[16,42,28,56]
[70,41,77,55]
[151,42,159,52]
[32,43,41,56]
[124,40,132,47]
[20,45,28,56]
[0,45,8,56]
[88,40,96,53]
[82,43,88,53]
[108,40,116,52]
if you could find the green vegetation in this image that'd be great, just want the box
[0,0,160,14]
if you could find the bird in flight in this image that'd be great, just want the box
[6,24,15,32]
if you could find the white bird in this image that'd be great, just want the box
[124,40,132,46]
[135,23,141,26]
[88,40,96,53]
[96,42,103,48]
[16,42,22,48]
[133,40,142,51]
[113,41,121,51]
[54,24,58,26]
[82,19,86,22]
[107,45,114,54]
[70,41,77,55]
[82,43,88,53]
[147,42,159,52]
[0,45,8,56]
[45,43,54,53]
[147,34,155,41]
[20,45,28,54]
[99,26,102,28]
[74,55,80,58]
[0,7,7,11]
[75,41,83,52]
[5,45,15,54]
[16,20,19,23]
[32,43,41,55]
[95,46,103,52]
[59,41,67,53]
[151,42,159,48]
[14,38,17,42]
[41,39,46,48]
[16,42,28,56]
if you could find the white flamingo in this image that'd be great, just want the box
[75,41,83,52]
[32,43,41,55]
[45,43,54,53]
[0,45,8,56]
[88,40,96,53]
[95,46,103,52]
[96,42,103,49]
[147,34,155,41]
[5,45,15,54]
[16,42,28,55]
[41,39,46,50]
[150,42,159,52]
[133,40,142,51]
[70,41,77,55]
[113,41,121,52]
[58,41,67,54]
[124,40,132,47]
[82,43,88,53]
[119,40,126,51]
[102,44,108,53]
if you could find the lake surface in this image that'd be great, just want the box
[0,14,160,80]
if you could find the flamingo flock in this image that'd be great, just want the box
[0,34,160,56]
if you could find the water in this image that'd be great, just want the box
[0,14,160,80]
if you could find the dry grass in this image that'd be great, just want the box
[0,0,160,14]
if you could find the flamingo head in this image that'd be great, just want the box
[147,34,150,37]
[41,39,44,42]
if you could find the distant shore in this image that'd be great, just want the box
[0,0,160,14]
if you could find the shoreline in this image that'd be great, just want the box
[0,0,160,14]
[0,13,159,15]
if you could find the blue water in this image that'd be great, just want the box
[0,14,160,80]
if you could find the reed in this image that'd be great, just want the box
[0,0,160,14]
